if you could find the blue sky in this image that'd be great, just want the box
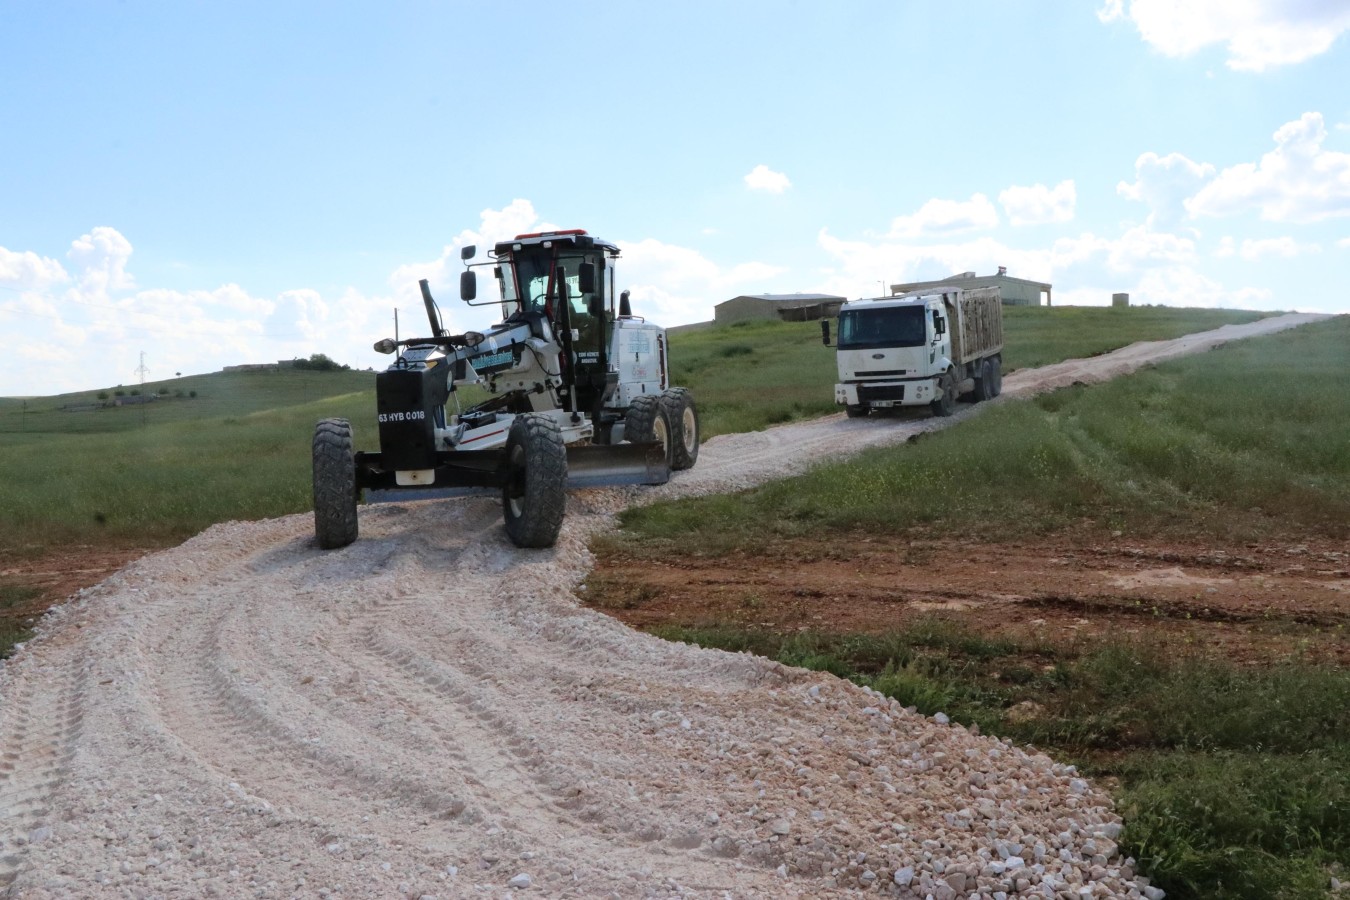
[3,1,1349,396]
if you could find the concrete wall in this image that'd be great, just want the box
[714,296,776,325]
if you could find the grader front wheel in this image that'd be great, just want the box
[313,418,359,549]
[502,413,567,548]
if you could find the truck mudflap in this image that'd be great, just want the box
[355,442,669,504]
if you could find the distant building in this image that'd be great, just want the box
[715,293,847,325]
[889,269,1052,307]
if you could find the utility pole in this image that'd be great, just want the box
[135,351,150,427]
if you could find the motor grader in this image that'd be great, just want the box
[311,229,699,549]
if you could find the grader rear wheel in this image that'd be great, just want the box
[660,387,700,470]
[626,394,674,470]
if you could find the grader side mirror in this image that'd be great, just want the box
[460,270,477,301]
[577,262,596,295]
[821,321,831,346]
[460,245,476,261]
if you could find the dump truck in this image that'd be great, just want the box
[822,286,1004,417]
[312,229,699,550]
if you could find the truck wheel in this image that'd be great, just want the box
[930,372,957,417]
[625,394,674,469]
[972,359,993,402]
[988,356,1003,397]
[502,413,567,548]
[313,418,359,549]
[845,404,870,418]
[660,387,700,470]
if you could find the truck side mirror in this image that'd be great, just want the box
[460,245,476,261]
[619,289,632,317]
[578,262,596,295]
[460,270,477,301]
[820,320,831,346]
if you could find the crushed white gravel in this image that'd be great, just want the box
[0,313,1326,898]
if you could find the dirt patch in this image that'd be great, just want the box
[586,535,1350,666]
[0,545,151,620]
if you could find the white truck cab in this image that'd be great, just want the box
[826,286,1004,418]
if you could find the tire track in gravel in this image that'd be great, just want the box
[0,659,85,896]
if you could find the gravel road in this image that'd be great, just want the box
[0,313,1326,899]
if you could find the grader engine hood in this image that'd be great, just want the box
[375,362,448,472]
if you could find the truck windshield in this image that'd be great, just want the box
[837,305,927,349]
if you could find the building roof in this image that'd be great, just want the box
[720,293,846,305]
[890,272,1051,293]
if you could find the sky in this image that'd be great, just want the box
[2,0,1349,397]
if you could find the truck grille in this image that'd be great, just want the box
[858,384,905,403]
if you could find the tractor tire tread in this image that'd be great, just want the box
[502,413,567,549]
[660,387,700,470]
[313,418,358,549]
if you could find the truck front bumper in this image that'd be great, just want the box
[836,379,937,408]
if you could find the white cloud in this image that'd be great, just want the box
[1106,225,1197,272]
[1239,236,1318,260]
[744,164,791,194]
[815,217,1210,305]
[619,238,787,325]
[1099,0,1350,71]
[999,180,1076,225]
[0,247,69,288]
[1186,112,1350,223]
[68,226,136,297]
[888,193,999,239]
[1339,237,1350,248]
[388,199,558,333]
[1130,265,1272,308]
[1215,236,1237,257]
[1118,152,1216,226]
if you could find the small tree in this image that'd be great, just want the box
[97,391,109,400]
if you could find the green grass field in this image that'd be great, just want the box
[614,315,1350,552]
[0,305,1272,553]
[670,306,1268,438]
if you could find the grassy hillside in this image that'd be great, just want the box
[0,368,375,434]
[614,315,1348,551]
[671,306,1267,438]
[0,306,1277,550]
[0,373,377,550]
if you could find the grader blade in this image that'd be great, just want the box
[565,442,670,488]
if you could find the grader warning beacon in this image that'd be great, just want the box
[312,229,699,549]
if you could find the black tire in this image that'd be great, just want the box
[972,358,993,403]
[660,387,700,470]
[313,418,358,549]
[988,356,1003,398]
[625,394,674,469]
[845,404,870,418]
[930,370,957,417]
[502,413,567,548]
